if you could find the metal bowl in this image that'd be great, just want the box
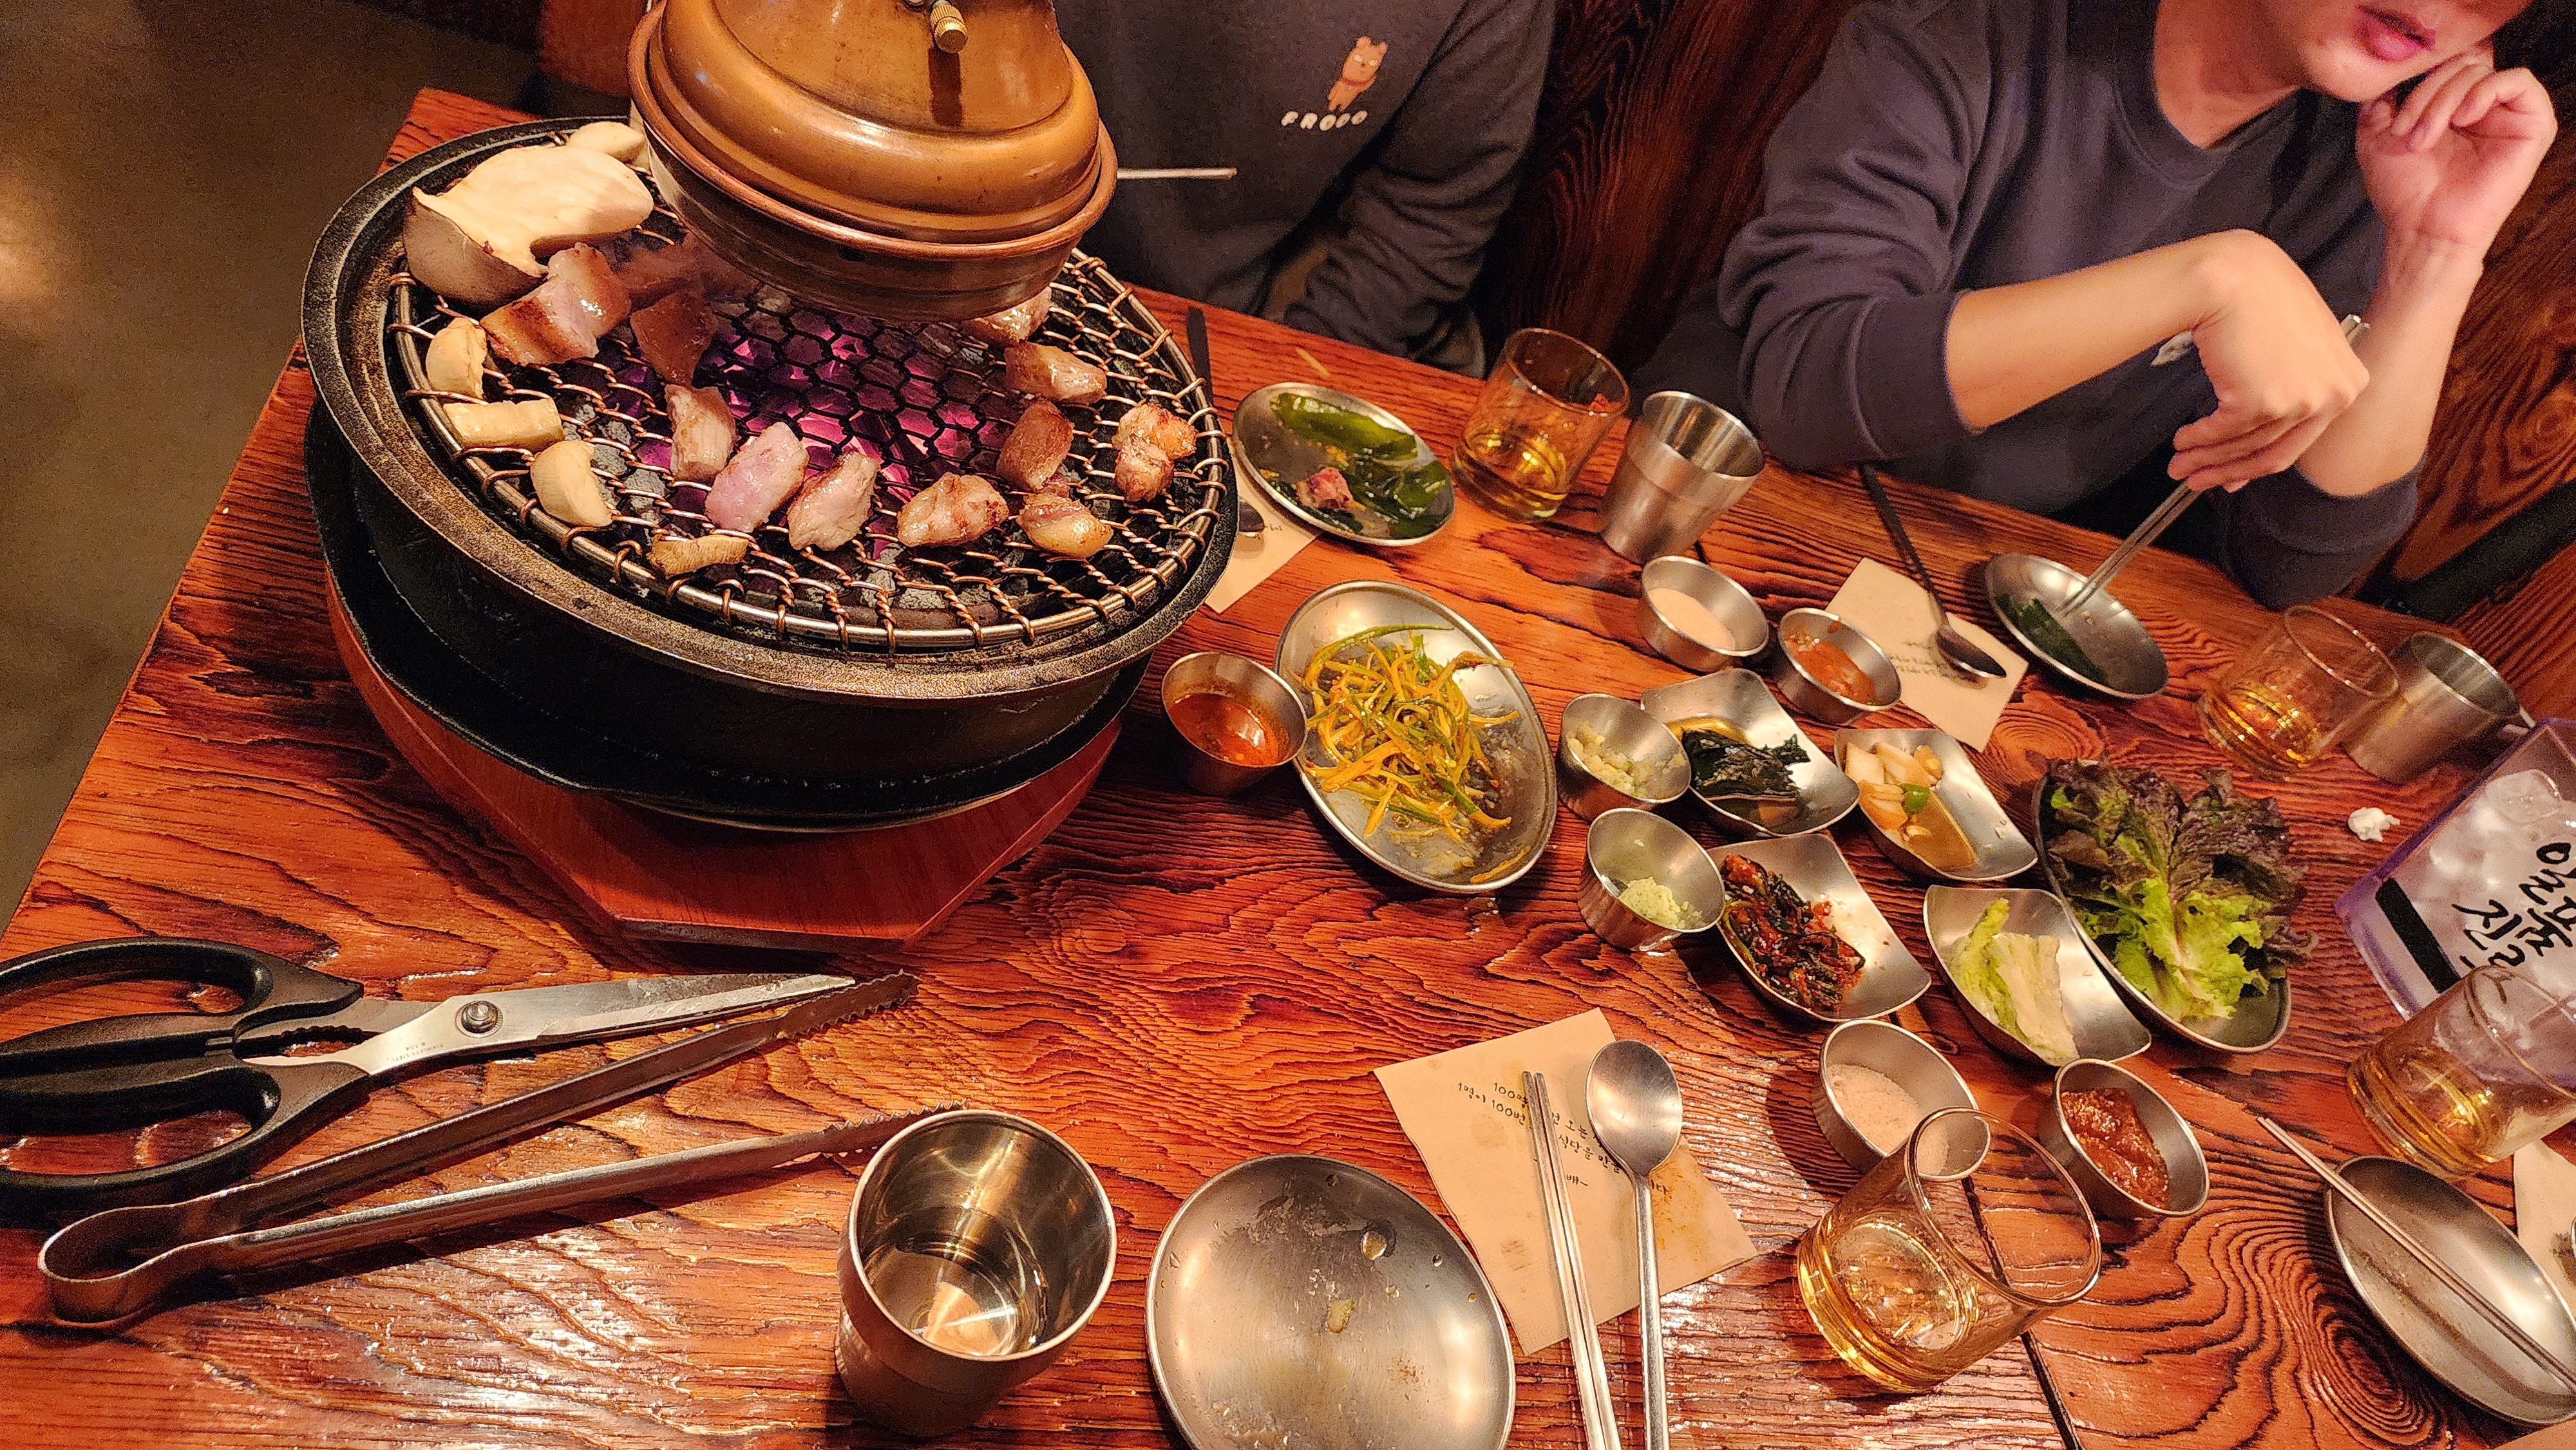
[1146,1154,1513,1450]
[1984,552,2168,701]
[1580,807,1724,952]
[2038,1059,2209,1219]
[1770,608,1902,724]
[1637,556,1768,671]
[1836,729,2037,883]
[2327,1155,2576,1426]
[1707,833,1931,1024]
[2035,778,2291,1055]
[1558,694,1690,819]
[1162,652,1307,796]
[1233,382,1454,547]
[1640,671,1857,839]
[1274,581,1554,892]
[1813,1019,1978,1169]
[1921,887,2152,1066]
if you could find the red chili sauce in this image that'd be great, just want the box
[2061,1088,2171,1208]
[1168,690,1293,767]
[1786,633,1875,702]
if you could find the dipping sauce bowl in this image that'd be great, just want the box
[1558,694,1690,819]
[2039,1059,2209,1220]
[1813,1019,1977,1171]
[1162,652,1307,795]
[1638,556,1770,672]
[1580,807,1725,952]
[1772,609,1902,724]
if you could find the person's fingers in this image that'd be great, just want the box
[2394,50,2483,134]
[2171,400,2272,459]
[2171,415,2301,480]
[2182,415,2334,492]
[2461,68,2562,143]
[2409,60,2490,149]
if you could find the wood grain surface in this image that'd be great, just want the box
[0,90,2537,1450]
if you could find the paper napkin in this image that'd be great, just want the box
[1205,473,1318,613]
[1375,1010,1756,1355]
[1827,558,2025,750]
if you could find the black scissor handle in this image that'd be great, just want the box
[0,1057,374,1214]
[0,938,360,1075]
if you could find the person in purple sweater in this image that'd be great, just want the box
[1638,0,2559,606]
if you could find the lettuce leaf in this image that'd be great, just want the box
[1943,901,2077,1064]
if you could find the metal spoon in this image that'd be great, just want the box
[1859,464,2004,681]
[1588,1040,1685,1450]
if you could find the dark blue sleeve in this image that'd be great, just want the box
[2215,466,2419,608]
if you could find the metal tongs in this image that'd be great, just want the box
[42,975,923,1324]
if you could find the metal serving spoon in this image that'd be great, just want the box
[1589,1040,1686,1450]
[1859,464,2004,681]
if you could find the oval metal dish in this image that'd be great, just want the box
[1836,728,2036,883]
[1274,581,1554,892]
[1640,671,1856,839]
[1147,1154,1513,1450]
[1234,382,1454,547]
[1707,833,1931,1024]
[1984,552,2166,701]
[1922,887,2152,1066]
[2035,779,2292,1055]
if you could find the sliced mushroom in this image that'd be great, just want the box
[402,144,654,306]
[422,318,489,398]
[443,397,564,449]
[529,439,616,527]
[649,532,751,576]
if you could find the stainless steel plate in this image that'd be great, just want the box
[1984,552,2167,701]
[1235,382,1454,547]
[1922,887,2152,1066]
[1835,728,2037,883]
[1274,581,1554,892]
[2327,1156,2576,1427]
[2035,779,2292,1055]
[1147,1154,1514,1450]
[1640,670,1857,838]
[1708,833,1931,1023]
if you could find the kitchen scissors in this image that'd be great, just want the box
[0,936,860,1210]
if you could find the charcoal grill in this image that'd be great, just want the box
[305,120,1235,813]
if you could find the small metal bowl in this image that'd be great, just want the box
[2039,1059,2210,1219]
[1921,887,2152,1066]
[1770,608,1902,724]
[1580,808,1725,952]
[1812,1019,1978,1170]
[1707,833,1931,1024]
[1637,556,1768,671]
[1162,652,1308,796]
[1835,729,2036,883]
[1983,552,2168,701]
[1639,670,1857,840]
[1558,695,1690,819]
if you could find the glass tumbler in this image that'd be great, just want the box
[2197,605,2398,776]
[1796,1108,2101,1394]
[1452,328,1629,522]
[2348,964,2576,1179]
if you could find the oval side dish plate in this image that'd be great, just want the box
[1274,581,1554,893]
[1922,886,2152,1066]
[1984,552,2168,702]
[1234,382,1455,547]
[1148,1154,1515,1450]
[1837,728,2037,883]
[1640,671,1857,839]
[1705,833,1931,1024]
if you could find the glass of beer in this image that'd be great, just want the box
[2197,605,2396,776]
[2348,964,2576,1179]
[1452,328,1629,522]
[1797,1109,2100,1394]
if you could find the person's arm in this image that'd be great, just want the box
[1280,0,1548,357]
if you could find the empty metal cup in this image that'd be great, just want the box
[1598,392,1765,562]
[2343,633,2528,784]
[835,1110,1116,1437]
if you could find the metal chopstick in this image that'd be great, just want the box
[1528,1071,1622,1450]
[1116,167,1238,181]
[2256,1115,2576,1392]
[2064,481,2197,613]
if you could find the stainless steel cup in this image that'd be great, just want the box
[1161,651,1309,795]
[2343,633,2528,784]
[1578,807,1725,951]
[835,1110,1116,1437]
[1598,392,1765,562]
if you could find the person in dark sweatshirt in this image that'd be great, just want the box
[1638,0,2558,607]
[1057,1,1549,368]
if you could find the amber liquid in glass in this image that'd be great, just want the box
[2349,1042,2570,1180]
[2200,681,2330,774]
[1455,428,1572,520]
[1795,1214,1978,1393]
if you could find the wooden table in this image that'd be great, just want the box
[0,91,2523,1449]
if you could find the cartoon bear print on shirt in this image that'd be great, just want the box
[1328,37,1387,111]
[1281,35,1385,131]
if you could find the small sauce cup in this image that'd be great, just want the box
[1638,556,1769,672]
[1578,807,1725,952]
[1771,608,1901,724]
[1813,1019,1978,1171]
[2040,1059,2210,1220]
[1558,694,1690,819]
[1162,652,1307,795]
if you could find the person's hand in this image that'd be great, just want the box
[2359,45,2558,255]
[2167,231,2371,492]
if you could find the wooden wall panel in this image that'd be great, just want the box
[538,0,645,98]
[2456,534,2576,719]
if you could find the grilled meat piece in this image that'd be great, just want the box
[1114,442,1174,503]
[1004,342,1107,405]
[896,472,1010,548]
[963,290,1050,346]
[996,400,1075,490]
[629,283,716,384]
[1018,493,1113,559]
[1113,402,1195,460]
[704,420,810,532]
[664,384,735,482]
[785,448,880,551]
[649,531,750,576]
[612,231,756,306]
[482,243,630,366]
[1295,466,1353,513]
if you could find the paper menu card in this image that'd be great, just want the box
[1826,558,2025,751]
[1374,1011,1757,1355]
[2515,1144,2576,1320]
